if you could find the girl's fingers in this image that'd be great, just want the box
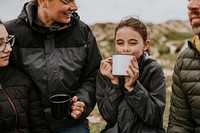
[127,69,135,78]
[131,58,139,70]
[127,60,139,80]
[105,57,112,63]
[128,64,138,74]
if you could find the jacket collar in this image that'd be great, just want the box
[138,52,154,71]
[188,41,200,55]
[188,35,200,53]
[18,1,37,27]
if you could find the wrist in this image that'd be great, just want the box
[111,78,119,85]
[125,81,137,92]
[125,86,134,92]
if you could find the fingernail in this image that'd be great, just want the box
[73,97,78,102]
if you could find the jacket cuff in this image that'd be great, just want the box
[97,70,123,89]
[124,80,140,95]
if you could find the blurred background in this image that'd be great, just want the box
[0,0,194,132]
[0,0,188,24]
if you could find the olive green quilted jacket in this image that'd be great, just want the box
[167,41,200,133]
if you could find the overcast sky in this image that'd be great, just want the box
[0,0,189,25]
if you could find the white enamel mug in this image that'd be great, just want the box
[112,54,134,76]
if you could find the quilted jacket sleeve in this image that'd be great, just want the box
[75,27,102,120]
[167,51,197,133]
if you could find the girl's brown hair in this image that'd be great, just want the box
[114,17,147,42]
[114,17,149,54]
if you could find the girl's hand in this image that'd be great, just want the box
[100,58,119,85]
[125,56,139,92]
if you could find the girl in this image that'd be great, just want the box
[96,17,166,133]
[0,20,49,133]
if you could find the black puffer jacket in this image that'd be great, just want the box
[4,1,101,132]
[0,65,49,133]
[167,41,200,133]
[96,53,166,133]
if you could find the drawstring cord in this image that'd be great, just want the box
[0,83,19,133]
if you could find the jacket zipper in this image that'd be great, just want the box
[0,83,19,133]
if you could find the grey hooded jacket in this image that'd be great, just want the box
[5,1,102,132]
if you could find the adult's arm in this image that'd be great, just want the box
[75,27,102,120]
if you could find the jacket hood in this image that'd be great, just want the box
[188,36,200,55]
[18,1,80,32]
[138,52,154,71]
[188,41,200,54]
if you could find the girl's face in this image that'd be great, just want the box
[0,24,12,67]
[114,26,149,59]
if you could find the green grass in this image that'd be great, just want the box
[158,54,178,70]
[163,92,171,129]
[89,105,106,133]
[89,122,106,133]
